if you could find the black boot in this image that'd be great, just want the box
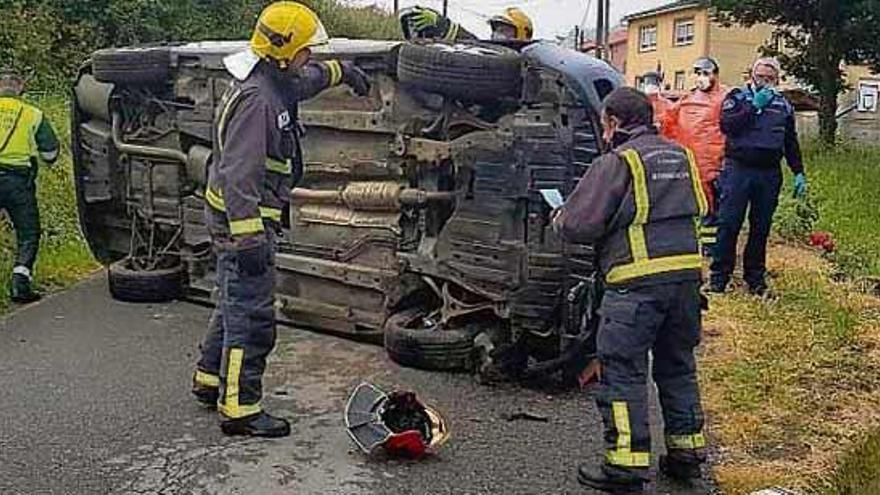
[577,464,646,494]
[221,412,290,438]
[659,455,701,480]
[10,273,40,304]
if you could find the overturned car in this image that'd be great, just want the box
[71,38,622,381]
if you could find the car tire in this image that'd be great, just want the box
[384,307,477,371]
[108,259,186,303]
[397,42,522,102]
[92,47,171,85]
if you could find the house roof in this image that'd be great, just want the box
[581,28,627,51]
[621,1,705,22]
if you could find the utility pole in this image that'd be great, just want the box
[596,0,605,60]
[574,25,581,51]
[443,0,448,16]
[603,0,611,58]
[394,0,399,14]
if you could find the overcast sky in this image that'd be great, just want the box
[343,0,669,39]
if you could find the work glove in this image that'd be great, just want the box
[399,6,452,40]
[407,6,441,31]
[793,172,807,199]
[752,87,775,110]
[234,238,271,277]
[341,60,371,97]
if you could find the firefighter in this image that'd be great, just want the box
[399,6,533,42]
[0,67,59,304]
[709,57,806,296]
[660,57,728,255]
[553,88,708,492]
[641,71,672,128]
[191,1,370,437]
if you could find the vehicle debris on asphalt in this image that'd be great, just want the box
[345,382,450,459]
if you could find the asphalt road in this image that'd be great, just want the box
[0,275,712,495]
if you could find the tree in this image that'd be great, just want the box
[709,0,880,145]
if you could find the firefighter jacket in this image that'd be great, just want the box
[720,85,804,174]
[0,96,59,169]
[206,58,345,236]
[556,126,708,288]
[660,84,728,184]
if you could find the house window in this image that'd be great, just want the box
[639,25,657,52]
[674,18,695,46]
[674,71,686,90]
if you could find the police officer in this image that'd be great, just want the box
[191,1,370,437]
[0,67,59,304]
[399,6,533,42]
[660,57,728,255]
[553,88,708,493]
[709,57,806,296]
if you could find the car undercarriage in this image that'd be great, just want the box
[72,38,622,383]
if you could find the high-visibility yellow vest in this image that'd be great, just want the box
[0,97,44,168]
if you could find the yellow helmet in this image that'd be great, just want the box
[489,7,534,41]
[251,2,329,68]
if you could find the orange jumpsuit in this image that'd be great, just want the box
[648,93,673,129]
[660,85,728,213]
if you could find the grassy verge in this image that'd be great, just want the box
[0,95,99,313]
[702,244,880,493]
[777,144,880,278]
[702,145,880,494]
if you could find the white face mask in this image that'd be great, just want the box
[696,75,712,91]
[643,84,660,96]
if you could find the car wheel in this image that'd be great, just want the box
[108,258,186,303]
[92,47,171,85]
[397,42,522,102]
[384,307,477,371]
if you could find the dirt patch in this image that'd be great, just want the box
[701,241,880,494]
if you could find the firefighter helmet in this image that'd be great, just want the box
[345,382,450,458]
[488,7,534,41]
[250,2,329,69]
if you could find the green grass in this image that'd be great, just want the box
[0,95,99,313]
[706,144,880,493]
[796,144,880,277]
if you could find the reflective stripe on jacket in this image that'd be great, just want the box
[205,61,335,236]
[557,127,707,287]
[0,97,59,168]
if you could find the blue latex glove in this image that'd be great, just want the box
[793,173,807,198]
[752,87,775,110]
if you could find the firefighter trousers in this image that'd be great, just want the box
[196,229,277,419]
[596,281,706,476]
[0,168,40,273]
[700,179,720,257]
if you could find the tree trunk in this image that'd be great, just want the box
[818,91,838,146]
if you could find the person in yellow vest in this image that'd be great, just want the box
[0,67,59,303]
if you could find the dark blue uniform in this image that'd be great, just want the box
[557,126,708,481]
[710,86,803,292]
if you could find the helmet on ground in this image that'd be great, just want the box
[489,7,534,41]
[693,56,720,74]
[250,1,329,68]
[345,382,450,459]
